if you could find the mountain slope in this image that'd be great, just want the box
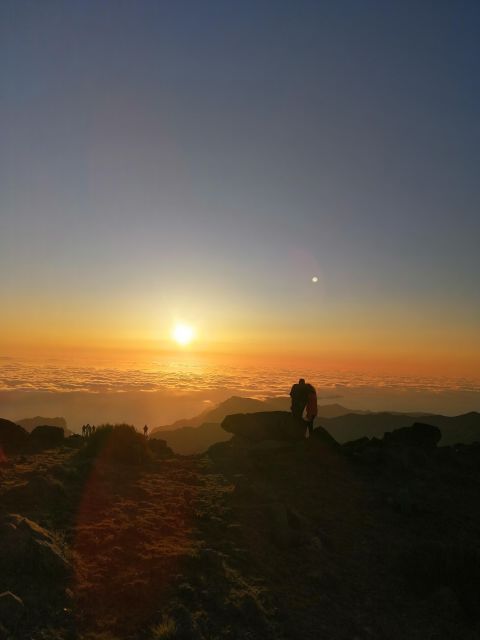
[320,411,480,444]
[151,396,360,453]
[151,396,275,435]
[153,422,231,455]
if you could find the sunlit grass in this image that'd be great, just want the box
[150,616,177,639]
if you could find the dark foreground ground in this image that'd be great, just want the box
[1,429,480,640]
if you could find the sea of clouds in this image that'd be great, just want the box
[1,355,479,431]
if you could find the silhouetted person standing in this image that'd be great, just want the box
[305,383,318,436]
[290,378,308,420]
[143,424,148,438]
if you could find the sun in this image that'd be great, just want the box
[172,323,195,346]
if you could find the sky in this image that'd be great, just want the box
[1,0,480,377]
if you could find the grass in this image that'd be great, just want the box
[150,616,178,639]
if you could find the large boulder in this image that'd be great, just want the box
[222,411,305,442]
[0,514,70,580]
[0,515,70,626]
[0,418,28,454]
[29,425,64,449]
[384,422,441,448]
[16,416,68,435]
[0,591,24,629]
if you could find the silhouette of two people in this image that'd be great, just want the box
[290,378,318,436]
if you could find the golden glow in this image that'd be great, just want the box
[2,290,479,379]
[172,323,195,346]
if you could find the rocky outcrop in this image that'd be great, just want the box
[0,591,24,630]
[0,515,71,636]
[29,425,64,449]
[0,419,29,454]
[1,514,68,569]
[17,416,68,434]
[148,437,174,457]
[342,422,442,472]
[384,422,441,448]
[222,411,305,442]
[0,514,71,620]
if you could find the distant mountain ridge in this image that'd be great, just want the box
[151,396,360,435]
[151,396,364,454]
[321,411,480,445]
[152,396,480,454]
[151,396,278,434]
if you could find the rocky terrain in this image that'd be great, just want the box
[16,417,71,437]
[1,411,480,639]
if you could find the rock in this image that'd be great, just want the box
[310,426,340,448]
[207,440,233,461]
[381,446,412,473]
[342,437,370,455]
[343,437,383,466]
[0,514,70,580]
[0,419,29,454]
[384,422,441,448]
[16,416,68,434]
[249,439,294,452]
[4,475,66,509]
[64,434,84,448]
[148,438,173,457]
[222,411,305,443]
[0,592,24,628]
[29,425,64,449]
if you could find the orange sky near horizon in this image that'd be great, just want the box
[2,304,479,380]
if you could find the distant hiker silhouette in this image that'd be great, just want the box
[143,425,148,437]
[290,378,308,420]
[82,425,86,438]
[305,383,318,436]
